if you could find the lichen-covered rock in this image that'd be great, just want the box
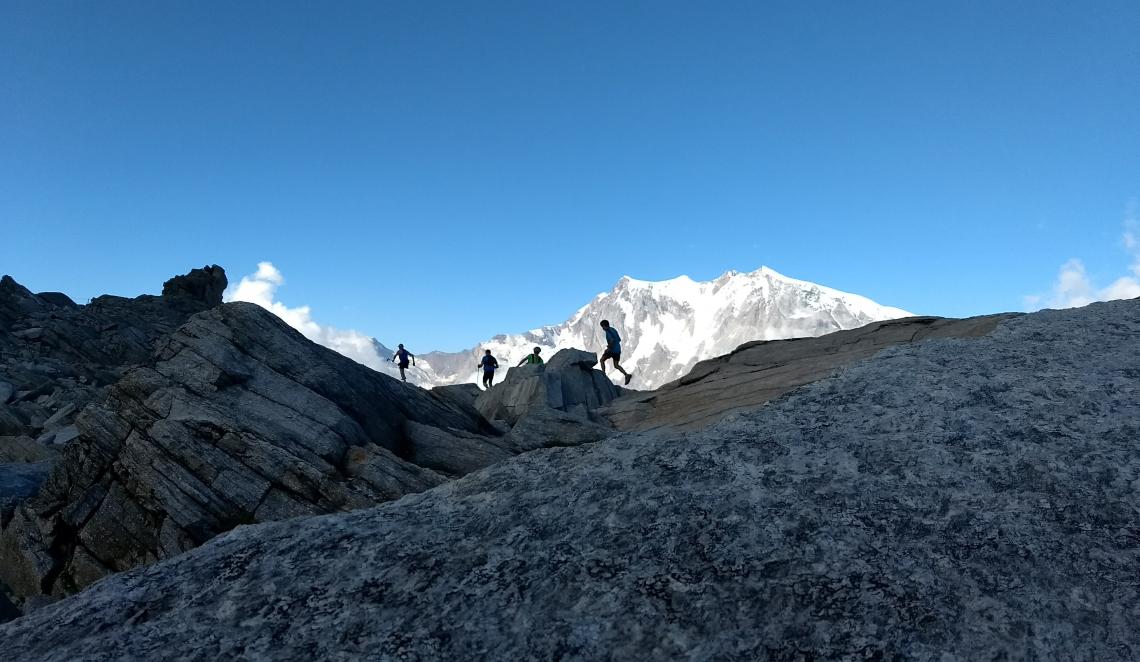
[3,299,1136,660]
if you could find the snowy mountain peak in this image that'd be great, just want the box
[412,267,913,391]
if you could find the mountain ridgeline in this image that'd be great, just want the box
[409,266,912,390]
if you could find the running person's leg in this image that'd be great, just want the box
[612,354,632,384]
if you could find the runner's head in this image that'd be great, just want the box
[533,347,541,355]
[600,320,610,328]
[485,349,491,355]
[398,344,404,349]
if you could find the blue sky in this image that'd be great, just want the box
[2,1,1138,351]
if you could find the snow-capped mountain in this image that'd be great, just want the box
[409,266,913,390]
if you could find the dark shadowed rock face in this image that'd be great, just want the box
[0,462,49,527]
[160,266,227,307]
[2,299,1136,660]
[0,302,500,601]
[0,266,229,458]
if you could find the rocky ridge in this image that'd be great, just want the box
[0,266,227,463]
[3,298,1136,659]
[0,301,497,602]
[0,304,629,611]
[0,265,1019,620]
[602,313,1015,431]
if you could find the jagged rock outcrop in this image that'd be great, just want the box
[602,313,1014,431]
[0,302,501,603]
[160,266,227,307]
[475,348,621,424]
[3,299,1136,660]
[0,266,229,462]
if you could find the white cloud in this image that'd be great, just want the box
[1029,213,1140,310]
[224,262,389,371]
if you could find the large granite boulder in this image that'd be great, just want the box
[602,313,1014,431]
[0,302,500,601]
[475,348,621,424]
[503,406,616,453]
[429,383,483,411]
[2,299,1137,659]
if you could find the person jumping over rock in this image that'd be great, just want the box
[479,349,500,389]
[517,346,544,367]
[392,344,415,382]
[599,320,633,385]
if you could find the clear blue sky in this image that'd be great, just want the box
[2,1,1138,350]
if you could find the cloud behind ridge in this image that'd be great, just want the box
[224,262,387,371]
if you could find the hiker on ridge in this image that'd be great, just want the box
[391,344,415,382]
[517,346,544,367]
[478,349,500,389]
[599,320,633,385]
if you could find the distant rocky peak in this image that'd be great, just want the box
[0,275,37,301]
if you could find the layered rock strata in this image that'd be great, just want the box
[0,266,227,457]
[0,302,497,601]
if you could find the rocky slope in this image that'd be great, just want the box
[4,298,1136,660]
[0,301,499,603]
[0,303,628,612]
[0,266,227,463]
[418,266,912,390]
[602,313,1014,431]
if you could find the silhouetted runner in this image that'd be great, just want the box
[517,346,544,367]
[479,349,500,389]
[391,344,415,382]
[599,320,633,385]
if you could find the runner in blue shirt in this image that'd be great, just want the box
[478,349,500,389]
[391,344,415,382]
[599,320,633,385]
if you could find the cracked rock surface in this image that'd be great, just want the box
[0,266,227,461]
[0,302,498,602]
[3,299,1137,660]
